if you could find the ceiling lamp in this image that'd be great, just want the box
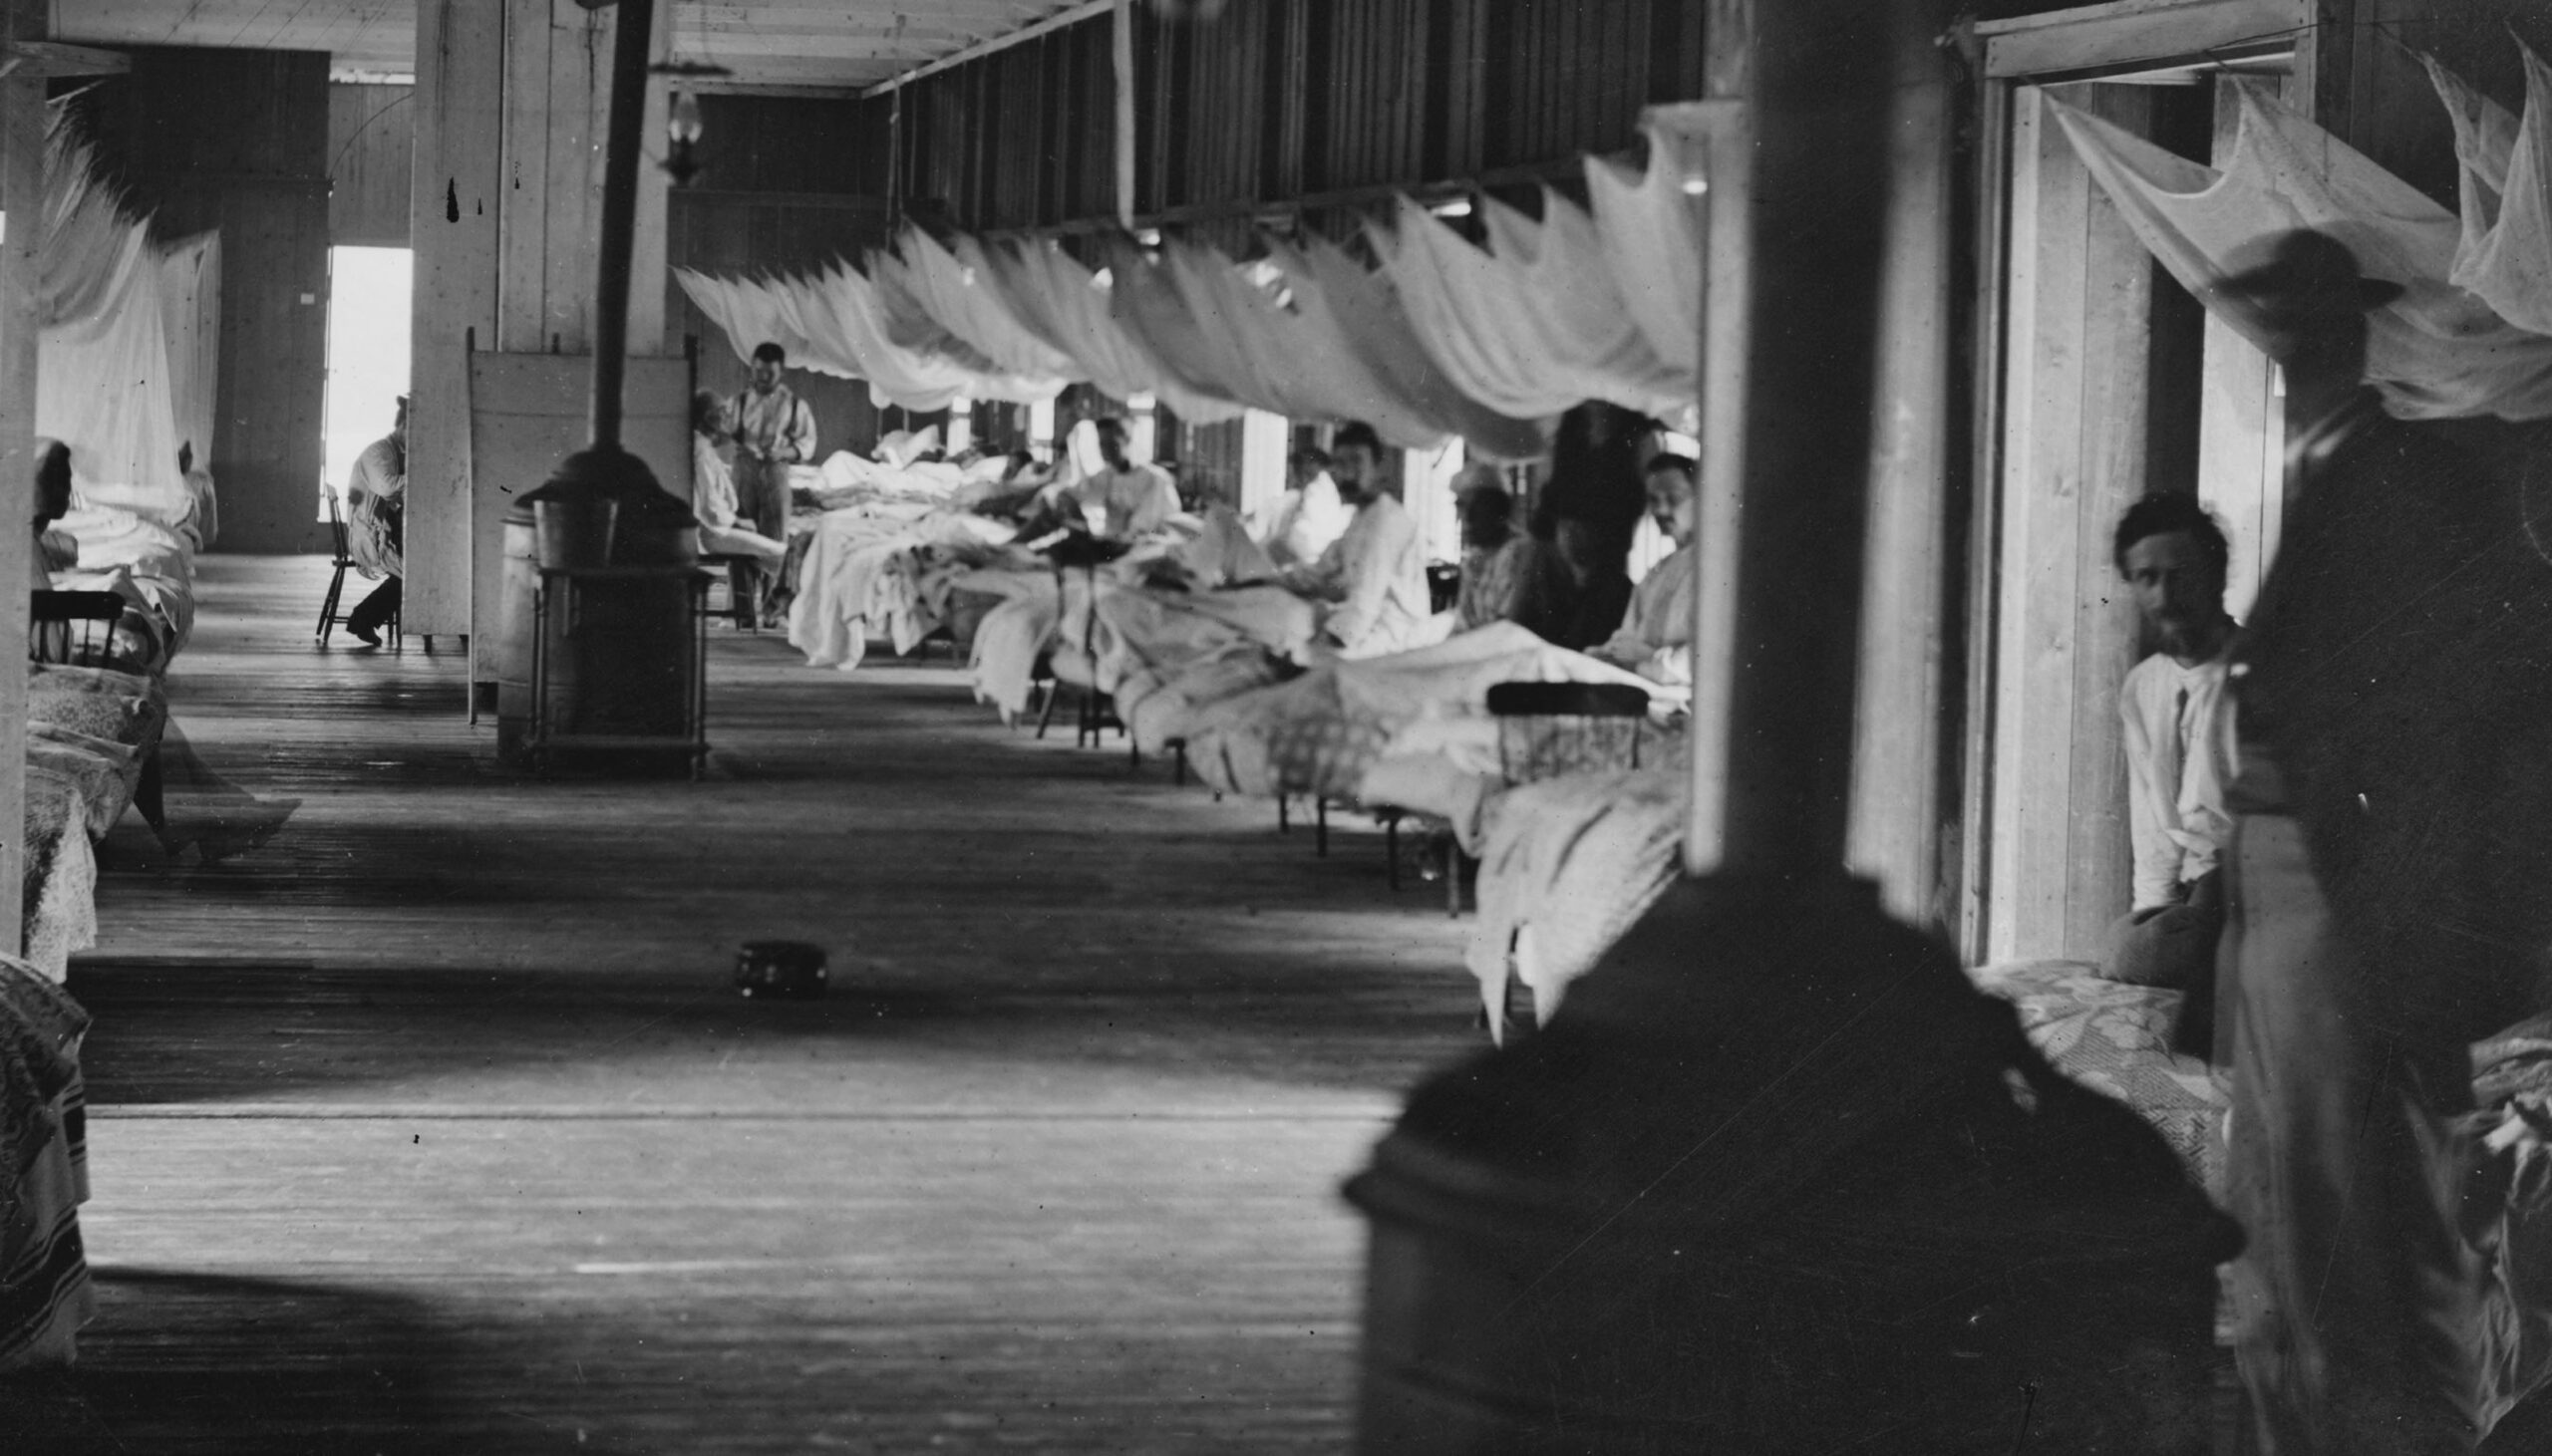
[652,59,732,187]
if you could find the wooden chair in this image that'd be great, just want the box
[29,590,128,670]
[317,494,401,650]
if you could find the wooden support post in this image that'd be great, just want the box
[0,0,43,955]
[411,0,505,658]
[1709,0,1900,881]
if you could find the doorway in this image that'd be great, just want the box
[1980,62,2293,965]
[320,245,413,520]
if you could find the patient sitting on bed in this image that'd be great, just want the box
[1590,452,1699,684]
[1283,421,1433,659]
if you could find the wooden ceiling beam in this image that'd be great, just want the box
[861,0,1108,97]
[4,39,128,76]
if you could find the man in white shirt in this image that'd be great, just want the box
[1287,421,1431,658]
[1067,416,1181,540]
[2102,492,2237,995]
[1593,452,1699,684]
[729,342,818,539]
[343,397,408,647]
[727,343,817,624]
[1248,446,1353,568]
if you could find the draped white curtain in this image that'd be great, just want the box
[2051,77,2552,421]
[1585,123,1706,385]
[2424,44,2552,339]
[157,232,221,466]
[674,261,1063,412]
[676,130,1713,438]
[12,117,203,518]
[973,236,1242,423]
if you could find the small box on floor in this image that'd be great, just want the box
[735,941,826,999]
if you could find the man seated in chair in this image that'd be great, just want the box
[2100,491,2237,1006]
[343,396,407,647]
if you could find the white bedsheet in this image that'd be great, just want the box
[51,502,196,665]
[1465,763,1688,1037]
[788,506,1013,671]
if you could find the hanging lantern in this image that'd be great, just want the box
[651,59,731,188]
[665,90,704,186]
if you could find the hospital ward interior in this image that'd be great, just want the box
[8,0,2552,1451]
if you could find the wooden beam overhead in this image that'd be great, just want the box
[56,0,1103,92]
[3,38,127,76]
[862,0,1110,98]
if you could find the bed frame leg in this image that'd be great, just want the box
[1315,797,1329,858]
[1386,813,1401,890]
[1278,795,1290,834]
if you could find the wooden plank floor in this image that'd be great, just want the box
[3,555,1482,1454]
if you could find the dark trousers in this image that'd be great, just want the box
[2224,808,2485,1454]
[348,577,401,636]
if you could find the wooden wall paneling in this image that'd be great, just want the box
[1266,0,1307,201]
[73,48,333,555]
[1704,0,1748,99]
[1477,0,1512,169]
[544,0,609,350]
[496,0,553,353]
[694,95,886,196]
[1300,0,1332,193]
[1397,0,1427,189]
[1145,9,1181,215]
[327,83,416,247]
[2063,86,2157,962]
[1987,85,2089,963]
[1575,0,1603,159]
[1647,0,1706,106]
[214,186,332,553]
[1377,0,1404,186]
[1068,28,1101,224]
[1986,82,2163,961]
[411,0,505,633]
[1607,0,1642,132]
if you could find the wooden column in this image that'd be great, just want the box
[1845,19,1961,926]
[409,0,505,650]
[0,0,41,954]
[1707,0,1903,882]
